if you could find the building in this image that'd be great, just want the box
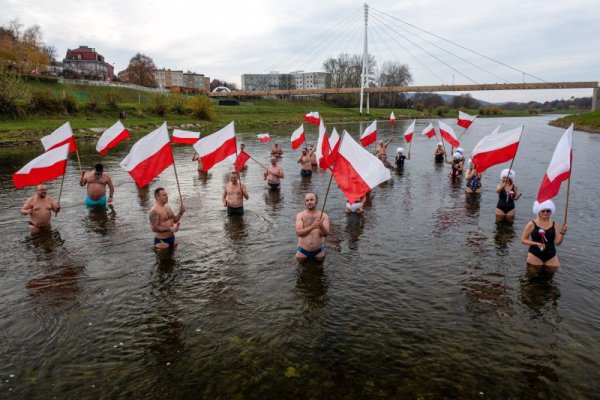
[62,46,114,81]
[241,71,329,91]
[154,69,208,93]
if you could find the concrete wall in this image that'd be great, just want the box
[593,87,599,111]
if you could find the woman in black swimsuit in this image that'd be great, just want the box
[495,169,520,219]
[521,200,567,267]
[434,142,445,164]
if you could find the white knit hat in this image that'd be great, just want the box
[397,147,404,154]
[500,168,516,180]
[533,200,556,216]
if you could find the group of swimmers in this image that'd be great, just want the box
[19,138,567,267]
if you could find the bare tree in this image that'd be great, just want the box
[323,53,376,88]
[376,61,412,107]
[122,53,157,87]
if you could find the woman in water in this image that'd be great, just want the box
[521,200,567,267]
[465,160,482,194]
[447,152,464,178]
[495,169,520,219]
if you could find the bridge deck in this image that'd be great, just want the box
[209,81,598,97]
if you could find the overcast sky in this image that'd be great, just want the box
[2,0,598,103]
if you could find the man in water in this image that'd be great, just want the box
[297,147,316,177]
[20,184,61,233]
[264,156,284,190]
[149,187,185,249]
[374,139,393,160]
[80,163,114,206]
[380,153,394,170]
[271,143,283,157]
[295,192,330,262]
[222,171,249,216]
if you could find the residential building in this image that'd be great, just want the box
[241,71,329,91]
[62,46,114,81]
[154,69,208,92]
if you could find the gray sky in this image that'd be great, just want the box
[2,0,599,103]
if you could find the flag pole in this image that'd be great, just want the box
[435,130,449,162]
[319,134,346,220]
[55,160,68,217]
[407,139,412,160]
[505,126,524,179]
[171,149,184,208]
[247,154,268,170]
[563,176,571,226]
[75,149,83,175]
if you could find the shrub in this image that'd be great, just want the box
[29,90,64,115]
[86,98,102,112]
[528,108,540,115]
[62,93,78,114]
[150,94,170,116]
[171,95,187,115]
[187,96,215,120]
[104,92,121,109]
[415,102,425,112]
[0,66,26,119]
[435,106,449,116]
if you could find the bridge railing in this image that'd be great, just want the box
[58,78,169,93]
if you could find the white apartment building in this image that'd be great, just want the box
[241,71,329,91]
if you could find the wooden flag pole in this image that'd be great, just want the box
[55,161,68,217]
[171,150,184,208]
[505,128,524,180]
[407,139,413,160]
[75,149,83,175]
[319,134,346,220]
[563,176,571,226]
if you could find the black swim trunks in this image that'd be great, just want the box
[227,206,244,216]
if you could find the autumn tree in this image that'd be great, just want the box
[0,19,50,73]
[122,53,157,87]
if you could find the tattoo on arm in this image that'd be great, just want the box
[149,210,159,228]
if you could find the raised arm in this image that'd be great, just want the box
[241,184,249,200]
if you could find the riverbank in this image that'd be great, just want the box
[549,110,600,133]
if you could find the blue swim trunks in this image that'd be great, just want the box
[154,235,176,247]
[297,246,325,259]
[85,195,107,207]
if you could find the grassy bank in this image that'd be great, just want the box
[549,110,600,133]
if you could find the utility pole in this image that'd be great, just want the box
[359,3,369,115]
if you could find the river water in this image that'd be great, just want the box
[0,115,598,399]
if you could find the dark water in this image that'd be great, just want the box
[0,115,599,399]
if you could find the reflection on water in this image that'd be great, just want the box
[295,264,328,309]
[137,186,151,207]
[264,188,282,210]
[519,266,560,316]
[465,193,481,216]
[85,205,116,235]
[27,264,84,311]
[25,228,65,258]
[224,214,247,244]
[345,214,364,250]
[494,219,516,253]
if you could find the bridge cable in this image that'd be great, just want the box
[370,13,478,85]
[369,19,447,85]
[370,6,549,83]
[371,8,510,84]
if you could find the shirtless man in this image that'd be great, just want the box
[222,171,249,216]
[264,156,284,190]
[149,187,185,249]
[271,143,283,157]
[20,185,61,233]
[374,139,393,160]
[295,192,330,262]
[297,147,316,177]
[80,163,114,206]
[380,153,394,170]
[192,153,204,172]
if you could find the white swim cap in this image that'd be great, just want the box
[533,200,555,216]
[437,141,443,146]
[500,168,516,180]
[457,147,464,154]
[453,152,462,160]
[397,147,404,154]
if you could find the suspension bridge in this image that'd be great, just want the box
[209,4,599,111]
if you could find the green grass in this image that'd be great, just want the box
[549,110,600,133]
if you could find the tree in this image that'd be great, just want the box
[412,93,446,108]
[376,61,412,107]
[450,93,480,109]
[210,79,237,91]
[323,53,376,88]
[122,53,157,87]
[0,19,50,73]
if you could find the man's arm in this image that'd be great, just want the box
[222,187,228,206]
[50,197,61,212]
[173,204,185,223]
[107,176,115,201]
[320,215,330,236]
[20,198,32,215]
[149,210,173,233]
[242,184,249,200]
[295,214,314,237]
[79,171,87,187]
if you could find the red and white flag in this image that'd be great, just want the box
[457,111,477,129]
[470,125,522,173]
[41,122,77,153]
[13,143,70,189]
[332,132,391,203]
[537,124,573,203]
[439,121,460,147]
[290,124,305,150]
[360,120,377,147]
[329,127,341,153]
[234,150,251,172]
[403,119,416,143]
[303,111,320,125]
[257,133,271,143]
[389,111,396,126]
[316,119,332,170]
[97,120,130,155]
[421,123,436,139]
[172,129,200,145]
[120,122,174,188]
[193,121,237,172]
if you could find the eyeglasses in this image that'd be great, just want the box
[540,209,552,213]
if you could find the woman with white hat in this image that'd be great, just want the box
[521,200,568,267]
[495,168,520,219]
[395,147,407,170]
[434,142,445,164]
[465,159,482,193]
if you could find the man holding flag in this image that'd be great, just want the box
[20,185,61,233]
[222,171,249,216]
[295,192,330,262]
[80,163,115,206]
[149,187,185,250]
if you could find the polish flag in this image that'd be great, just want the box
[290,124,305,150]
[537,124,573,203]
[41,122,77,153]
[470,126,522,173]
[389,111,396,126]
[120,122,174,188]
[360,120,377,147]
[96,120,130,155]
[439,121,460,147]
[332,132,391,204]
[304,111,320,125]
[316,119,332,170]
[234,150,251,173]
[13,143,70,189]
[457,111,477,129]
[257,133,271,142]
[421,123,436,139]
[329,127,341,153]
[193,121,237,172]
[403,119,416,143]
[172,129,200,145]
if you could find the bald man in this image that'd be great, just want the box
[20,185,61,232]
[295,192,330,262]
